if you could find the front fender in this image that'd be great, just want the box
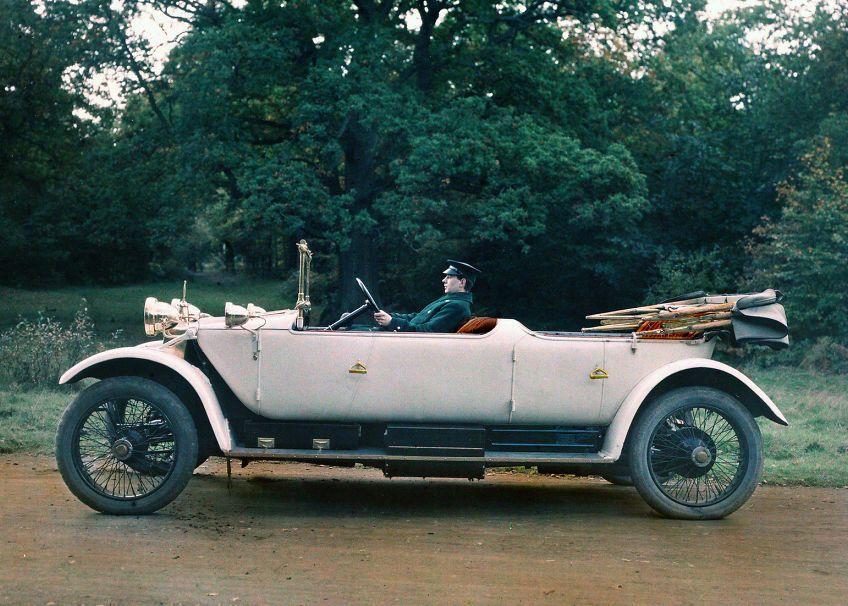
[60,346,233,453]
[600,358,788,461]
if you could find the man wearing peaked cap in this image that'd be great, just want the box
[374,260,481,332]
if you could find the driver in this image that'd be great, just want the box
[374,260,481,332]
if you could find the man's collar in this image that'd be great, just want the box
[440,291,472,301]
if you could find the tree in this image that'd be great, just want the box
[105,0,657,319]
[0,0,88,283]
[748,137,848,342]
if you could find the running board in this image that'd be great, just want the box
[225,447,616,465]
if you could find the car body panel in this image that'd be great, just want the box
[196,324,259,408]
[599,357,788,460]
[344,327,515,423]
[261,329,375,419]
[60,313,786,461]
[600,337,716,422]
[510,332,604,425]
[59,345,235,452]
[190,314,744,430]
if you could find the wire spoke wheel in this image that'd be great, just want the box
[74,397,177,499]
[57,377,198,514]
[648,405,745,507]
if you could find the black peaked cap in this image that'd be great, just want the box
[443,260,481,284]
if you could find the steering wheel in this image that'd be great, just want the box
[325,278,382,330]
[356,278,381,312]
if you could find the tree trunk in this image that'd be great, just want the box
[338,115,381,313]
[414,1,440,92]
[340,231,380,311]
[223,241,235,273]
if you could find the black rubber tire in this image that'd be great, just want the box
[56,377,198,515]
[600,473,634,486]
[628,387,763,520]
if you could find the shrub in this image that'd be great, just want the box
[644,245,737,303]
[801,337,848,375]
[0,300,100,386]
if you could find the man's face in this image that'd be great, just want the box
[442,274,466,293]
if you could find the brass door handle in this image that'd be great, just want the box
[349,361,367,374]
[590,367,609,380]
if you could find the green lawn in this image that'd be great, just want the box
[2,274,295,342]
[0,388,70,454]
[744,367,848,487]
[1,368,845,486]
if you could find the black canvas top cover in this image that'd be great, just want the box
[730,289,789,349]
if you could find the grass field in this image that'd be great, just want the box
[0,389,69,454]
[744,367,848,487]
[1,369,845,486]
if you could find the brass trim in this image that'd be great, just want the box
[295,240,313,324]
[589,367,609,380]
[349,361,367,375]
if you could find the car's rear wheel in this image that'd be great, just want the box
[56,377,198,515]
[628,387,763,520]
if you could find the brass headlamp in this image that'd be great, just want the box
[143,297,180,336]
[225,302,267,328]
[144,282,207,337]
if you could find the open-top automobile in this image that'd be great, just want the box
[55,241,789,519]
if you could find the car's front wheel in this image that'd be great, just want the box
[56,377,198,515]
[628,387,763,520]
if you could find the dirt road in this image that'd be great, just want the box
[1,455,845,605]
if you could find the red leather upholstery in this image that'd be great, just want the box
[457,317,497,334]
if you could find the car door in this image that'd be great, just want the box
[510,334,605,425]
[257,329,376,420]
[346,322,519,424]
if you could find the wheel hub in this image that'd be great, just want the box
[654,426,717,479]
[111,437,134,461]
[691,445,712,467]
[647,405,749,510]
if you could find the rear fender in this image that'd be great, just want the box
[60,346,234,453]
[600,358,787,461]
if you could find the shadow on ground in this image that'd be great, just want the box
[180,462,649,523]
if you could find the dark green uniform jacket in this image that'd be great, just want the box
[384,291,473,333]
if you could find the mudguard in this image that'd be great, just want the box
[600,358,787,460]
[59,345,233,452]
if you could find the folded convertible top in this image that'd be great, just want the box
[729,290,789,349]
[583,289,789,349]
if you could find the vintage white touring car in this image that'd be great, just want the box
[55,242,789,519]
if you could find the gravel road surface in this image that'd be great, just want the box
[1,455,845,605]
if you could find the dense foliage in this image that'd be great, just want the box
[1,0,845,337]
